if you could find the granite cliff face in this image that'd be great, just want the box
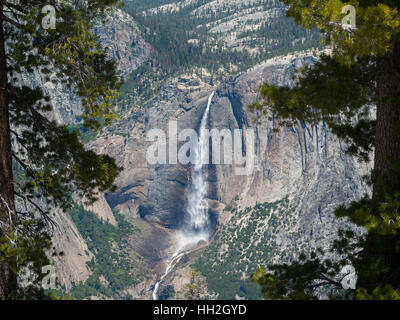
[95,50,369,229]
[87,51,370,298]
[50,209,94,292]
[93,9,151,79]
[19,8,151,125]
[25,4,371,298]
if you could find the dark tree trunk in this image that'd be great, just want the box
[373,42,400,197]
[0,13,17,300]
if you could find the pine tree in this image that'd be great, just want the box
[0,0,123,299]
[250,0,400,299]
[185,270,204,300]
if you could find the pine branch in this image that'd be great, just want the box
[0,13,23,29]
[8,85,58,131]
[14,190,57,230]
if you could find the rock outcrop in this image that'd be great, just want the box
[93,9,151,79]
[50,209,93,291]
[88,50,370,297]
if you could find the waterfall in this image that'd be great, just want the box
[152,91,215,300]
[184,90,215,237]
[152,251,185,300]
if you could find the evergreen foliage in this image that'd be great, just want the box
[251,0,400,300]
[184,270,205,300]
[158,285,175,300]
[68,205,140,299]
[0,0,123,299]
[194,198,290,300]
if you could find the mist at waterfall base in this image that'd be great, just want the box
[152,91,215,300]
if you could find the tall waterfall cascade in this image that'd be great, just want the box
[152,91,215,300]
[182,90,215,242]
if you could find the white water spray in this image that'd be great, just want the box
[185,90,215,237]
[152,91,215,300]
